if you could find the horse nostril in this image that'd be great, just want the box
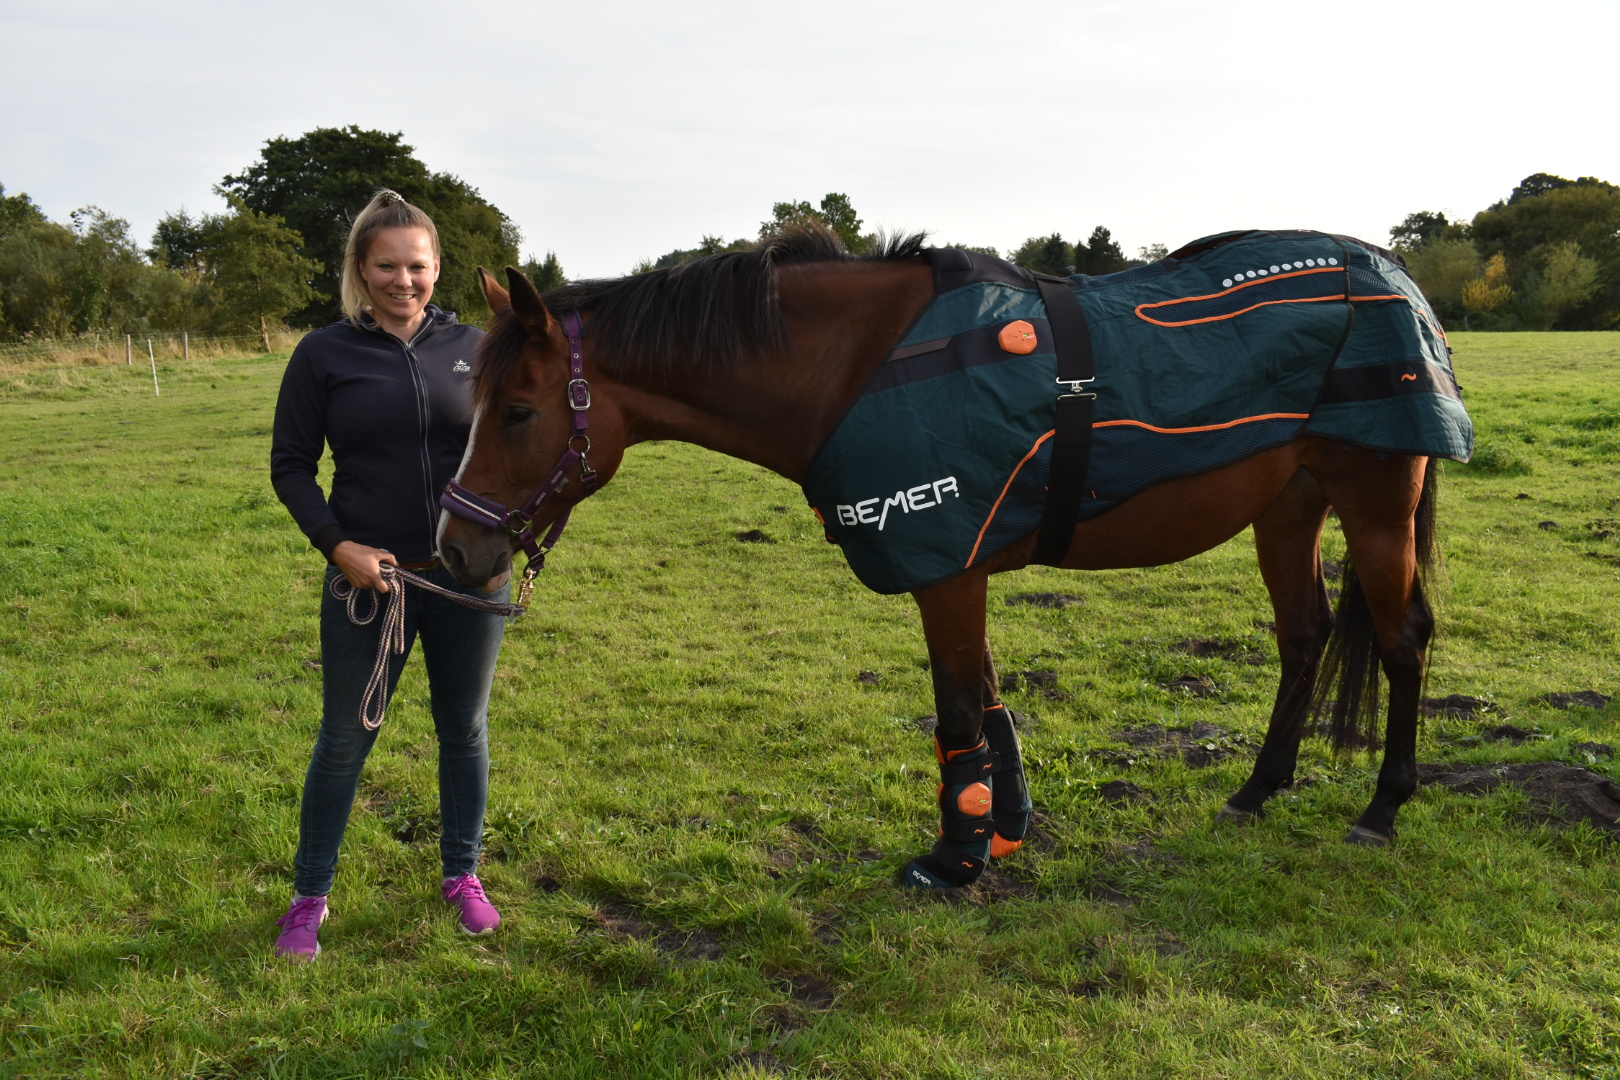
[440,543,467,577]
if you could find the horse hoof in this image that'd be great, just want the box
[1344,825,1390,847]
[1215,804,1259,826]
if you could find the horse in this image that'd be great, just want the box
[437,226,1459,890]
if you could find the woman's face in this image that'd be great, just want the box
[359,226,440,331]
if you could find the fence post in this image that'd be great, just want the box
[183,331,189,361]
[126,334,132,366]
[148,338,159,396]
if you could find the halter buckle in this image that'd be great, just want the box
[568,379,591,411]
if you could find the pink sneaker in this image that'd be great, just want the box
[274,895,328,962]
[443,873,501,935]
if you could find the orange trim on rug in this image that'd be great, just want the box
[966,429,1055,567]
[1094,412,1310,435]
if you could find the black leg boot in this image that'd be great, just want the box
[981,703,1032,856]
[899,739,996,889]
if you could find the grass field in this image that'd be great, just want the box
[2,332,1618,1079]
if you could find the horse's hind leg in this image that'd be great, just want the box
[900,570,998,889]
[978,641,1033,856]
[1318,452,1434,844]
[1219,468,1334,822]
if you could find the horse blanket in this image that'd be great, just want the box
[802,230,1473,595]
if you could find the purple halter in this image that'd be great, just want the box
[439,309,599,603]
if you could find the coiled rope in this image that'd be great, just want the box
[328,565,525,730]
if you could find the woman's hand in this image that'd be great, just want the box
[331,541,399,593]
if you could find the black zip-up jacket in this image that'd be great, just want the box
[271,306,484,564]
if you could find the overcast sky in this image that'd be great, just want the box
[3,0,1616,279]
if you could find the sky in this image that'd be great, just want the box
[2,0,1617,279]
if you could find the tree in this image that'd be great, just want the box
[633,235,752,275]
[522,251,567,291]
[1461,253,1513,328]
[204,195,322,350]
[758,193,868,254]
[0,183,48,240]
[1404,238,1479,324]
[1009,234,1072,276]
[1524,241,1599,330]
[0,198,171,341]
[1074,226,1130,276]
[221,126,520,324]
[147,209,210,270]
[1390,211,1452,252]
[1470,173,1620,328]
[1136,243,1169,263]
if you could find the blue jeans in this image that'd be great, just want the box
[294,565,507,897]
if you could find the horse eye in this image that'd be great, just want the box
[501,405,535,427]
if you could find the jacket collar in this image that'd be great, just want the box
[356,304,458,345]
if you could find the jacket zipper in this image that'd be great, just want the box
[401,320,440,552]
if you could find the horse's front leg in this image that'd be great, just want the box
[902,569,997,889]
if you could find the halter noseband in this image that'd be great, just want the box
[438,309,598,604]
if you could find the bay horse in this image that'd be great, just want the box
[438,228,1441,890]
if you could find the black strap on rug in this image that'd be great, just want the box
[1033,276,1097,566]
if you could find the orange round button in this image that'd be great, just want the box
[998,320,1037,354]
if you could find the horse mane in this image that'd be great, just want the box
[474,224,930,408]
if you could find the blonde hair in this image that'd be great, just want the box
[340,189,441,325]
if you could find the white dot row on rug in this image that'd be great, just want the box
[1222,257,1338,288]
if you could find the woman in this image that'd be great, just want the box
[269,190,506,961]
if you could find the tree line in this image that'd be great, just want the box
[1392,172,1619,330]
[632,192,1168,279]
[0,126,559,345]
[5,140,1611,346]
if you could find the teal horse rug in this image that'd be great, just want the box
[801,229,1474,595]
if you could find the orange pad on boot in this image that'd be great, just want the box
[990,834,1025,858]
[997,320,1037,354]
[956,782,992,815]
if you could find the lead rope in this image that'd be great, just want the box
[329,564,526,731]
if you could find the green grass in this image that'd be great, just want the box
[1,333,1618,1079]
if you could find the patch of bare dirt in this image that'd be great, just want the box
[1005,592,1084,609]
[656,926,726,961]
[1099,723,1251,768]
[1572,742,1616,759]
[1539,690,1613,711]
[1160,674,1218,698]
[783,972,836,1010]
[731,1050,788,1074]
[857,670,881,685]
[592,903,654,941]
[1098,780,1151,804]
[924,869,1039,906]
[735,529,773,543]
[1000,670,1071,701]
[1173,638,1268,665]
[1422,694,1494,720]
[1483,724,1545,744]
[1418,761,1620,836]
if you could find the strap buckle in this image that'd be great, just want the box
[1057,376,1097,400]
[567,378,591,411]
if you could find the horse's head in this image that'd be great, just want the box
[437,266,627,590]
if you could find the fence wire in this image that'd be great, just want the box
[0,330,307,364]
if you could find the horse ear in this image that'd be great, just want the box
[478,266,510,313]
[504,265,556,339]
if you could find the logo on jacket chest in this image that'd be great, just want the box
[452,358,471,373]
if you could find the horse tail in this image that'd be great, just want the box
[1313,457,1438,753]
